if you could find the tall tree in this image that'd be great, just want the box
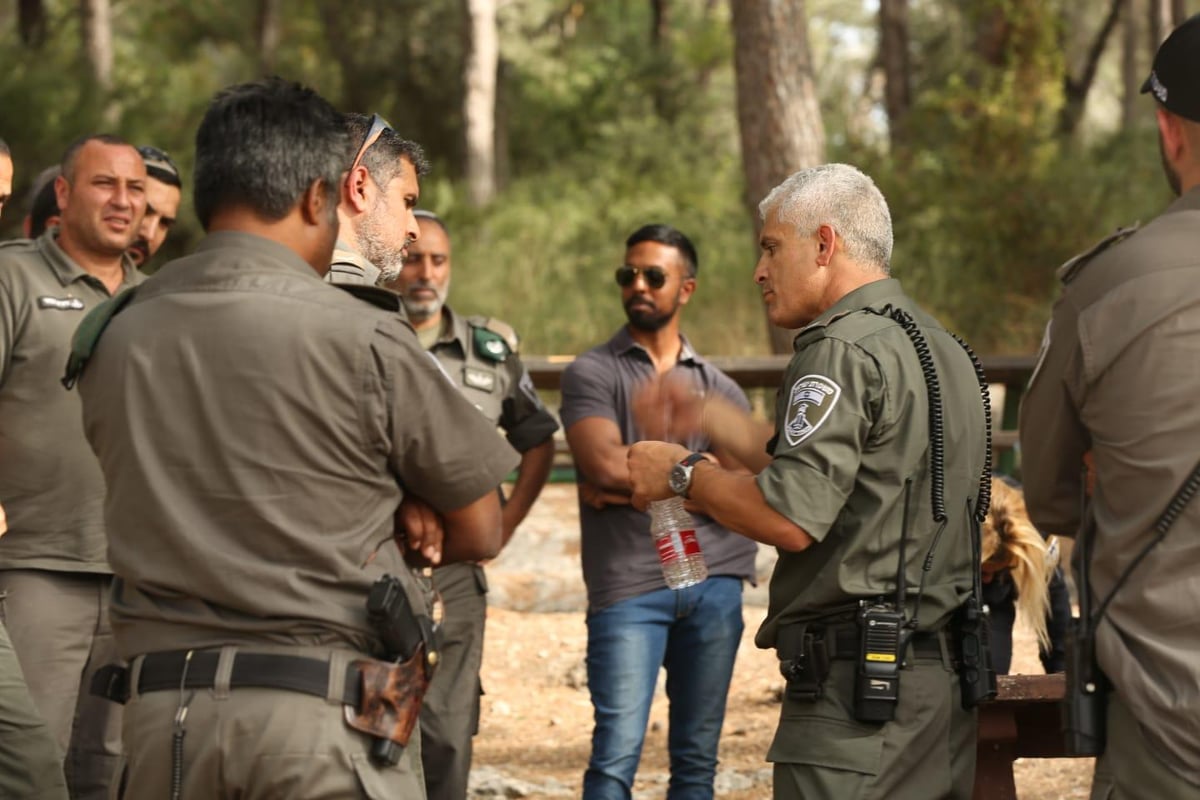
[18,0,47,47]
[79,0,113,92]
[1058,0,1123,136]
[879,0,911,151]
[463,0,498,207]
[256,0,281,75]
[731,0,826,353]
[1122,0,1142,130]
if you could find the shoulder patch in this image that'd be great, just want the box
[469,316,518,362]
[62,287,139,389]
[1056,224,1139,284]
[334,283,402,312]
[783,374,842,446]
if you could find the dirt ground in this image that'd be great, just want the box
[469,484,1095,799]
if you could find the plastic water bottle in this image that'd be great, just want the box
[649,497,708,589]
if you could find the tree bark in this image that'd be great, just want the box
[79,0,113,92]
[1121,0,1141,130]
[879,0,911,151]
[1148,0,1172,45]
[463,0,498,207]
[1058,0,1123,136]
[256,0,282,75]
[18,0,47,47]
[732,0,826,353]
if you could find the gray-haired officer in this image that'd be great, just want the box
[1020,14,1200,798]
[71,77,519,798]
[628,164,989,799]
[385,210,559,800]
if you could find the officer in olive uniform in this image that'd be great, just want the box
[385,210,559,800]
[326,113,423,289]
[0,134,69,800]
[1020,16,1200,798]
[629,164,989,799]
[71,78,519,799]
[0,134,148,800]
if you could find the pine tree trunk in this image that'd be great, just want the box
[463,0,498,208]
[879,0,911,151]
[731,0,826,354]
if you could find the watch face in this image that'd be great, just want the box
[668,463,691,496]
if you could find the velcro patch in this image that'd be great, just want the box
[38,296,85,311]
[784,374,841,446]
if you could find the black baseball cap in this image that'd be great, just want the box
[1141,14,1200,122]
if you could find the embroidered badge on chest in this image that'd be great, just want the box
[464,367,496,393]
[38,296,85,311]
[784,374,842,446]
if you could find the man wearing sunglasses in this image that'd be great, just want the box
[126,145,182,268]
[327,113,424,288]
[560,224,758,799]
[384,209,559,800]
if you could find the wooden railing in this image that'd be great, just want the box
[526,353,1036,476]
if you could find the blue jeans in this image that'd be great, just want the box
[583,576,745,800]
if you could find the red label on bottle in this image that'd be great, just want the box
[656,529,701,564]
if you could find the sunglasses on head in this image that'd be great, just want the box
[349,113,393,175]
[615,265,667,289]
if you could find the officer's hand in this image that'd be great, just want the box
[0,501,6,536]
[627,441,689,511]
[633,374,705,443]
[396,496,444,566]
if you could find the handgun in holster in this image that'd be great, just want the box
[344,573,441,766]
[952,592,997,709]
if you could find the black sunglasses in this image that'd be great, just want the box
[349,113,393,175]
[615,265,667,289]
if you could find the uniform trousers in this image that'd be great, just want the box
[0,618,68,799]
[0,569,120,800]
[1089,692,1200,799]
[420,561,488,800]
[770,640,975,800]
[115,645,425,799]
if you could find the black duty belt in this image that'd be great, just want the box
[782,625,945,662]
[92,650,363,707]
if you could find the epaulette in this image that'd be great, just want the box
[468,315,518,362]
[0,238,38,254]
[1056,224,1139,284]
[335,283,402,312]
[62,287,139,389]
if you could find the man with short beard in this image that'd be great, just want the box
[126,146,182,269]
[1020,13,1200,798]
[559,224,757,799]
[326,113,424,288]
[0,134,147,799]
[386,210,559,800]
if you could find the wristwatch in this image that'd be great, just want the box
[668,452,708,498]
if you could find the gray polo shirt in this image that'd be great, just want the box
[78,231,519,659]
[0,230,144,573]
[560,326,758,611]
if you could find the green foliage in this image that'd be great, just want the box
[0,0,1185,357]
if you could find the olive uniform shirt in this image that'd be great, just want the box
[324,241,382,287]
[0,230,144,573]
[77,231,519,660]
[1020,186,1200,785]
[427,306,559,452]
[756,278,987,649]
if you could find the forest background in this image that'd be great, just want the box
[1,0,1197,356]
